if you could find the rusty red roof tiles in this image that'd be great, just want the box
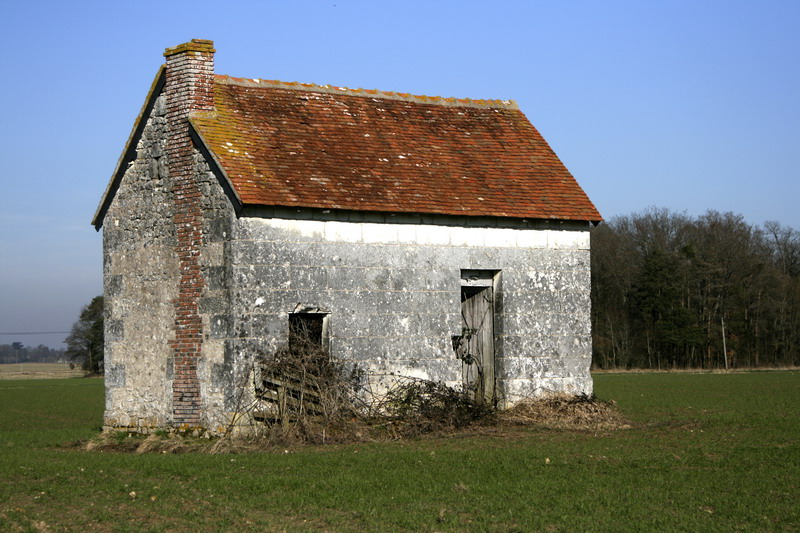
[190,75,602,222]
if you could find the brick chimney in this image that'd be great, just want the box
[163,39,215,428]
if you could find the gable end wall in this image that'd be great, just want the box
[103,93,176,429]
[102,90,236,433]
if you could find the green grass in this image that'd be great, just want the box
[1,372,798,532]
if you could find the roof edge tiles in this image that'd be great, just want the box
[214,75,519,110]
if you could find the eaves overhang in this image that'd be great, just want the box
[92,66,166,230]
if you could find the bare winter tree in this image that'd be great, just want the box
[65,296,104,374]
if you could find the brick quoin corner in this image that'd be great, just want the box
[163,40,216,426]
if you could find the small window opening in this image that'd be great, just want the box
[289,313,327,354]
[254,311,331,425]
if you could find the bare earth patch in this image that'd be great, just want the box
[0,363,85,380]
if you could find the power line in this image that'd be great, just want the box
[0,331,71,335]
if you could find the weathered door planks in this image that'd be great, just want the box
[460,286,495,403]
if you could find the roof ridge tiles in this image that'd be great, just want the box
[214,74,519,110]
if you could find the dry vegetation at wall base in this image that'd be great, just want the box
[1,372,798,531]
[174,344,628,449]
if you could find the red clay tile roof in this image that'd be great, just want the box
[189,76,601,222]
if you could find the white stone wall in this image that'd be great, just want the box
[223,213,593,408]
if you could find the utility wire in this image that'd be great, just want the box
[0,331,71,335]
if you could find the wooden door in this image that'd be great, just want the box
[459,286,495,404]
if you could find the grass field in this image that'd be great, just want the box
[0,372,798,532]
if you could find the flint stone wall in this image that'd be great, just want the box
[102,92,235,432]
[103,93,175,429]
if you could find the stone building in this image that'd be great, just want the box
[93,39,602,434]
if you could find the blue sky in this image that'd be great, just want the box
[1,0,798,349]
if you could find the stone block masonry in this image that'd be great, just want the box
[227,211,593,407]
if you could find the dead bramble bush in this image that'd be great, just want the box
[367,377,495,439]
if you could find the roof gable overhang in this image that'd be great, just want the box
[187,115,243,215]
[92,66,166,230]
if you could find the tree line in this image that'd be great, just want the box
[0,343,66,365]
[591,208,800,369]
